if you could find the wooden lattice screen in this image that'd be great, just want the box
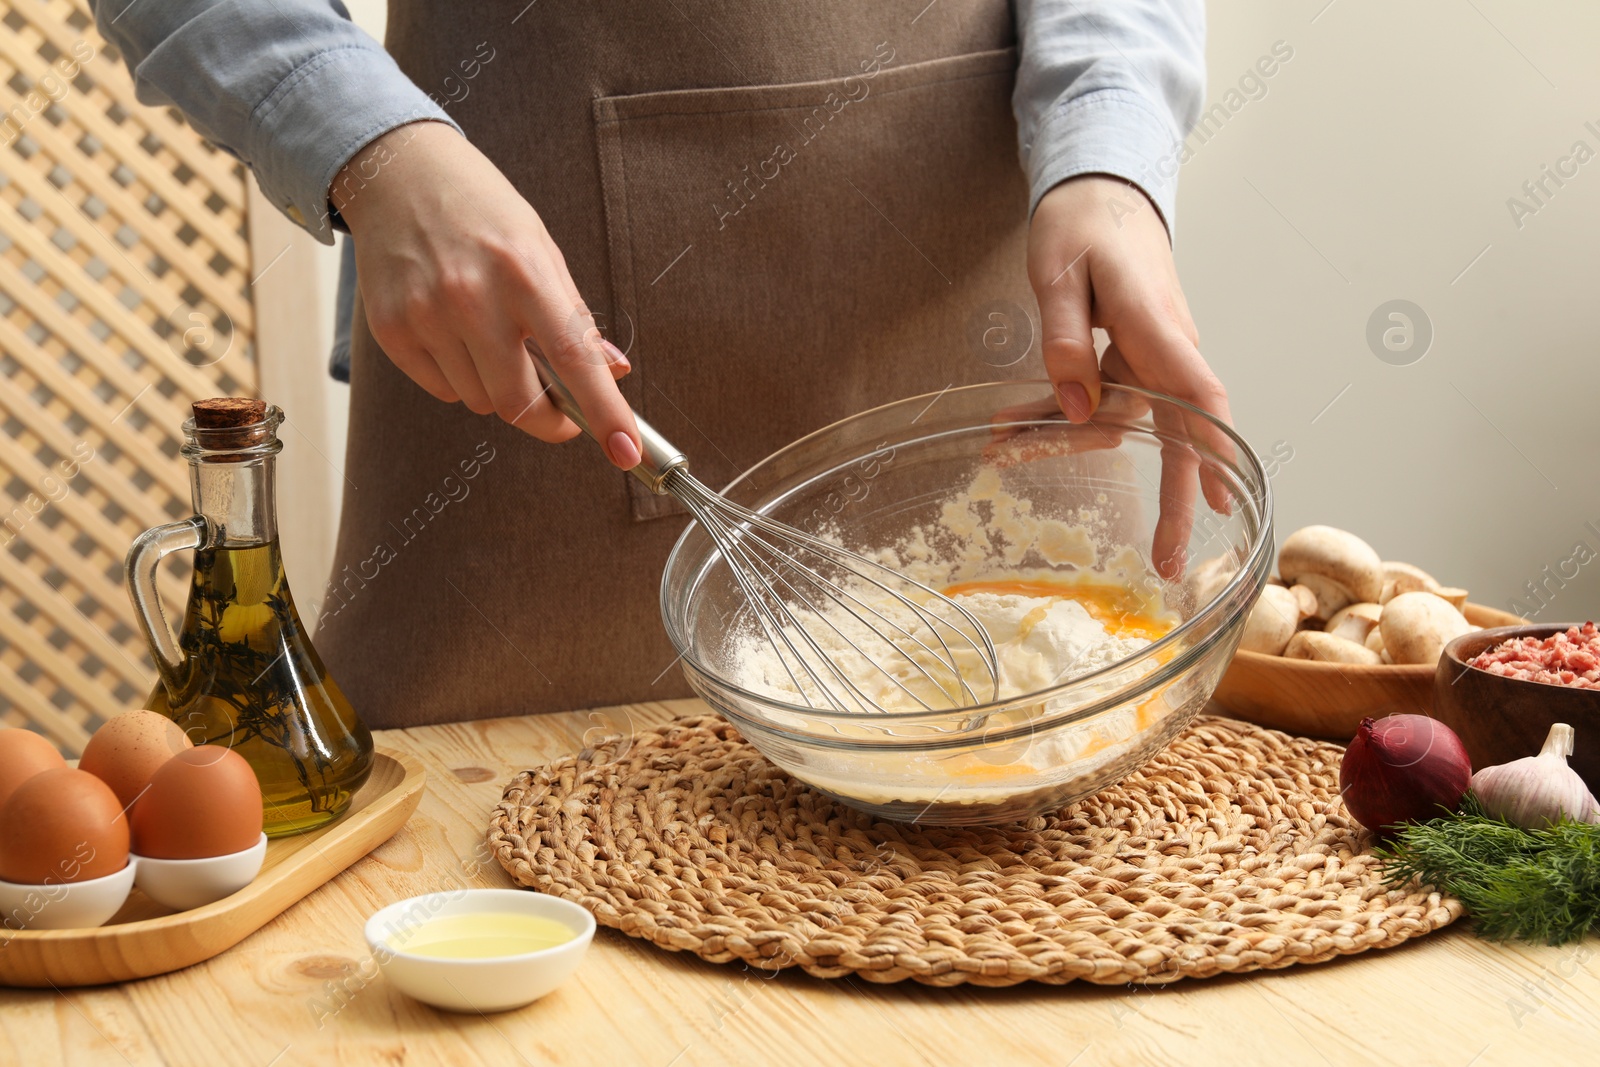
[1,0,258,753]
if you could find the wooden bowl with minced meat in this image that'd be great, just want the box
[1433,623,1600,793]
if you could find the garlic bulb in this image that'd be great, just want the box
[1471,723,1600,829]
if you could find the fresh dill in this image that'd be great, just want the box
[1375,794,1600,945]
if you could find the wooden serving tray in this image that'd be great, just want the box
[0,748,425,988]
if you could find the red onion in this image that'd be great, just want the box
[1339,714,1471,834]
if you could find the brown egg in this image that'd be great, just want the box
[0,768,130,884]
[0,728,68,813]
[130,746,263,860]
[79,710,195,809]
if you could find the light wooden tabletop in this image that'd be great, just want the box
[3,699,1596,1067]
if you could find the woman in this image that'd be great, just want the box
[96,0,1226,727]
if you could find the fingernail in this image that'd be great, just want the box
[602,339,630,371]
[1056,382,1092,423]
[608,430,641,469]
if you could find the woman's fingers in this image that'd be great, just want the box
[519,283,641,469]
[453,314,576,442]
[1030,239,1100,424]
[341,124,642,463]
[379,336,460,404]
[421,334,495,415]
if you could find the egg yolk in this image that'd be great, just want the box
[940,578,1175,642]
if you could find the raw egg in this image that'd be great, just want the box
[79,709,194,809]
[130,746,263,860]
[0,768,130,884]
[0,727,67,812]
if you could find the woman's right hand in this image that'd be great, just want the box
[329,121,642,469]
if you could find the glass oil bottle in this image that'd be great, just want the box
[126,399,373,836]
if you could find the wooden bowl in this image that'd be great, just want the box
[1433,623,1600,791]
[1210,603,1525,739]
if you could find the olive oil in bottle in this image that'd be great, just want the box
[128,399,374,836]
[145,540,371,835]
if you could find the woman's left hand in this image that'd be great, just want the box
[1027,175,1234,574]
[1027,174,1228,428]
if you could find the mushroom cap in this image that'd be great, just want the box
[1288,584,1319,619]
[1380,571,1440,605]
[1326,602,1382,644]
[1239,584,1303,656]
[1381,561,1440,590]
[1277,526,1384,616]
[1379,590,1475,666]
[1284,630,1383,664]
[1364,626,1388,658]
[1187,554,1240,610]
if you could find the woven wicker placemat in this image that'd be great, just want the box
[487,714,1459,987]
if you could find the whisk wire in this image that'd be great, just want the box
[521,347,1000,714]
[698,482,1001,699]
[689,498,876,712]
[721,517,980,709]
[670,470,1000,713]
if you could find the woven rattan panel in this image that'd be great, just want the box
[1,1,258,752]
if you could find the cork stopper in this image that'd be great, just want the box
[192,397,267,429]
[190,397,270,454]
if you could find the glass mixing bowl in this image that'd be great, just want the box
[660,380,1272,824]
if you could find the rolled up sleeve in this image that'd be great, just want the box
[92,0,459,244]
[1013,0,1206,234]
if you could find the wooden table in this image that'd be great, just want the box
[3,699,1597,1066]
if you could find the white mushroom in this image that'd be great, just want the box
[1284,630,1383,664]
[1364,626,1389,659]
[1278,526,1384,620]
[1435,586,1470,611]
[1288,584,1319,620]
[1326,602,1382,645]
[1381,561,1441,590]
[1188,554,1240,609]
[1379,591,1475,666]
[1380,571,1438,605]
[1240,584,1310,656]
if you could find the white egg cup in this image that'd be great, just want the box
[131,833,267,912]
[365,889,596,1013]
[0,860,137,930]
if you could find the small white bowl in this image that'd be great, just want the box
[0,860,137,930]
[132,834,267,911]
[365,889,595,1013]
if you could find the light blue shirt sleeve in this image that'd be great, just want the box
[1013,0,1206,233]
[90,0,459,245]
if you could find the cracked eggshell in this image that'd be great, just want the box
[1277,526,1384,619]
[1284,630,1384,664]
[1239,584,1304,656]
[1379,591,1475,666]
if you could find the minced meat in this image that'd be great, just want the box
[1470,622,1600,689]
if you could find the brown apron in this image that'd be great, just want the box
[316,0,1044,727]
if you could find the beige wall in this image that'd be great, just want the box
[1182,1,1600,621]
[276,1,1599,626]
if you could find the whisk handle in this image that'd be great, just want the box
[526,342,687,495]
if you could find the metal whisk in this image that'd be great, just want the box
[530,348,1000,714]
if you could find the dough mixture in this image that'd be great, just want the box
[721,468,1185,807]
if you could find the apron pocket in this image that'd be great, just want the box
[594,48,1032,522]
